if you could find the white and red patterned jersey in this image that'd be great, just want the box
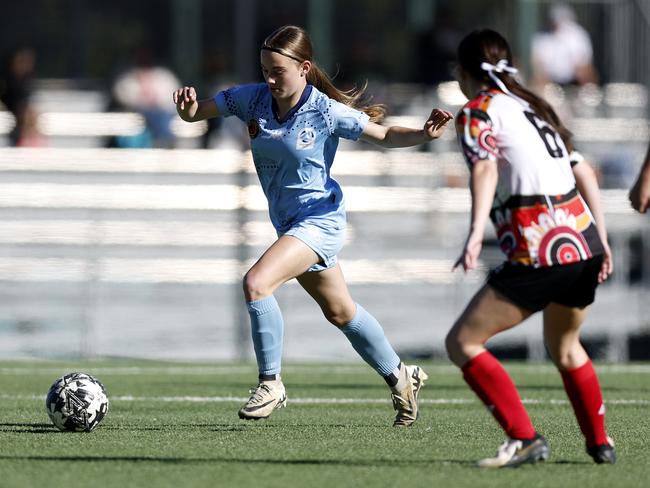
[456,89,603,267]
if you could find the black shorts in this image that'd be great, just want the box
[487,255,604,312]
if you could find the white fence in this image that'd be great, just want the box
[0,147,648,362]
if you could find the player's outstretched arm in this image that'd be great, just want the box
[573,159,613,283]
[453,159,498,272]
[629,144,650,213]
[172,86,220,122]
[360,108,453,148]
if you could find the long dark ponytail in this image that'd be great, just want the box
[457,29,574,151]
[262,25,386,123]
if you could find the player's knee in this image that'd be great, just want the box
[552,354,569,370]
[445,329,462,356]
[242,270,270,302]
[545,337,587,370]
[548,347,579,370]
[445,327,479,365]
[324,305,356,327]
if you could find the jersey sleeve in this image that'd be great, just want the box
[327,99,370,140]
[214,84,259,122]
[456,106,499,165]
[568,150,585,168]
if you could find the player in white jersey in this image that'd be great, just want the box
[173,25,453,425]
[446,29,615,467]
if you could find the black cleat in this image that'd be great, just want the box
[587,440,616,464]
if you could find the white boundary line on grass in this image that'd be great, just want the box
[0,366,260,376]
[3,364,650,375]
[4,393,649,406]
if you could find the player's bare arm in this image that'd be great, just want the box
[572,159,613,283]
[454,158,498,272]
[172,86,220,122]
[360,108,453,148]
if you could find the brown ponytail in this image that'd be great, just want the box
[262,25,386,123]
[458,29,574,151]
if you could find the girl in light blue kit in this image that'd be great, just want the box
[173,25,453,425]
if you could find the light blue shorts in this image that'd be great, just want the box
[279,218,346,272]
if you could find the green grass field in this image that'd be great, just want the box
[1,360,648,487]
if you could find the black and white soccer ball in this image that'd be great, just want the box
[45,372,109,432]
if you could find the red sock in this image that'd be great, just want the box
[560,360,608,448]
[462,350,536,440]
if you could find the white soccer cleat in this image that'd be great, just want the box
[238,379,287,420]
[478,434,550,468]
[391,364,428,427]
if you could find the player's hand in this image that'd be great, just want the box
[173,86,198,120]
[598,242,613,284]
[629,170,650,213]
[453,230,483,272]
[424,108,454,140]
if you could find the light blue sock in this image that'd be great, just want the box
[247,295,284,376]
[340,303,401,377]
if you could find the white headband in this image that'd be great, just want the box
[480,59,518,95]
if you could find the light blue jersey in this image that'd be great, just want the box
[214,83,369,234]
[223,85,402,384]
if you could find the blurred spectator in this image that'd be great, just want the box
[414,7,463,84]
[16,106,45,147]
[111,48,181,148]
[629,144,650,213]
[0,47,43,146]
[531,3,598,88]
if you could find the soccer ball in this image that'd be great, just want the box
[45,372,109,432]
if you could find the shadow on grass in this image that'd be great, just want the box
[552,459,593,465]
[0,454,474,467]
[0,454,591,467]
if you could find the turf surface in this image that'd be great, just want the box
[0,360,648,487]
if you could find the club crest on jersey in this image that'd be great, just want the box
[296,127,316,150]
[247,119,260,139]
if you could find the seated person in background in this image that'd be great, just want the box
[531,3,598,88]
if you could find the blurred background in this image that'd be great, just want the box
[0,0,648,362]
